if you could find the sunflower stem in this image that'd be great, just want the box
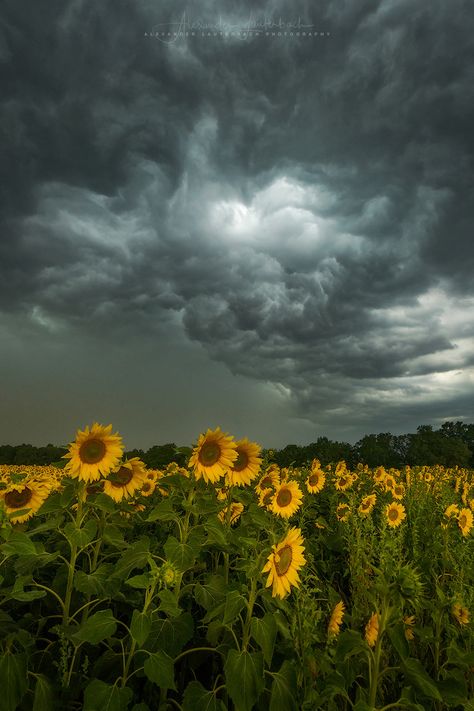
[241,575,258,652]
[368,599,389,710]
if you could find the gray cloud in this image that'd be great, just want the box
[1,0,473,445]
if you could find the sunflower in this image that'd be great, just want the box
[384,475,397,492]
[310,458,321,471]
[365,612,379,647]
[444,503,459,519]
[1,482,48,524]
[140,480,156,498]
[306,469,326,494]
[335,473,354,492]
[306,468,326,494]
[404,615,415,640]
[328,601,345,637]
[336,503,351,522]
[392,483,405,500]
[218,502,244,526]
[103,458,147,502]
[255,468,280,496]
[458,508,473,537]
[385,502,406,528]
[374,467,387,485]
[359,494,376,516]
[188,427,238,484]
[262,527,306,599]
[271,481,303,519]
[216,485,230,501]
[335,461,347,477]
[258,487,275,510]
[226,438,262,486]
[452,603,469,625]
[63,423,124,483]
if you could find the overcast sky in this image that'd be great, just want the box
[1,0,473,449]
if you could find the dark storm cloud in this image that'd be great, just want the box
[1,0,474,441]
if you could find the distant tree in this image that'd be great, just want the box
[142,443,186,469]
[354,433,404,468]
[406,425,471,467]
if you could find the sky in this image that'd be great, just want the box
[1,0,474,449]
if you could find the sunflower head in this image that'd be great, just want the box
[359,494,376,516]
[0,482,47,524]
[306,469,326,494]
[328,600,345,637]
[218,502,244,526]
[188,427,238,484]
[271,481,303,519]
[103,458,147,502]
[365,612,379,647]
[385,501,406,528]
[262,527,306,599]
[226,438,262,487]
[452,603,470,626]
[458,508,473,537]
[63,423,124,483]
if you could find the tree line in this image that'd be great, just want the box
[0,421,473,469]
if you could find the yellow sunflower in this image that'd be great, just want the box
[458,508,473,537]
[306,469,326,494]
[404,615,415,641]
[384,475,397,492]
[385,502,406,528]
[262,527,306,599]
[188,427,238,484]
[452,603,469,625]
[258,487,274,510]
[63,423,124,483]
[226,438,262,486]
[335,461,347,477]
[336,503,351,522]
[335,473,353,491]
[255,468,280,496]
[218,502,244,525]
[392,483,405,500]
[271,481,303,519]
[444,503,459,519]
[1,482,48,524]
[359,494,376,516]
[140,480,156,498]
[365,612,379,647]
[310,458,321,471]
[374,467,386,485]
[103,458,147,502]
[328,600,345,637]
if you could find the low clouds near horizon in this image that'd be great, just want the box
[1,0,473,448]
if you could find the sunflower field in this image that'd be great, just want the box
[0,424,473,711]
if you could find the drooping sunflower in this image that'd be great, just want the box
[404,615,415,641]
[103,458,147,502]
[218,502,244,525]
[335,461,347,477]
[385,502,406,528]
[255,468,280,496]
[226,438,262,486]
[328,600,345,637]
[262,527,306,599]
[444,504,459,519]
[63,423,124,483]
[1,482,48,524]
[271,481,303,519]
[458,508,473,537]
[306,469,326,494]
[452,603,469,625]
[336,503,351,522]
[365,612,379,647]
[258,487,274,510]
[188,427,238,484]
[359,494,376,516]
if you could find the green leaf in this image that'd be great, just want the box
[163,535,195,572]
[1,531,37,557]
[437,675,467,705]
[0,652,27,711]
[60,481,76,507]
[224,650,264,711]
[146,612,194,657]
[334,630,367,662]
[158,588,181,618]
[183,681,226,711]
[32,674,54,711]
[204,519,229,547]
[269,660,298,711]
[130,610,152,647]
[125,573,152,589]
[64,519,97,548]
[114,538,150,579]
[250,613,277,666]
[387,622,409,660]
[402,658,442,701]
[146,500,179,522]
[74,564,113,595]
[92,493,117,512]
[194,576,226,611]
[73,609,118,645]
[103,525,126,548]
[83,679,133,711]
[36,493,63,515]
[143,650,176,690]
[223,590,247,625]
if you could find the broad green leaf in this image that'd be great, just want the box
[60,481,76,507]
[73,609,117,645]
[74,564,113,595]
[223,590,246,625]
[204,519,230,547]
[146,500,179,522]
[32,674,54,711]
[83,679,133,711]
[437,676,467,705]
[158,588,181,618]
[334,630,367,662]
[269,660,298,711]
[163,536,196,572]
[130,610,152,647]
[114,538,150,578]
[224,650,264,711]
[64,519,97,548]
[103,525,126,548]
[250,613,277,666]
[194,576,226,611]
[145,613,194,656]
[92,493,117,512]
[1,531,37,557]
[387,623,409,660]
[144,650,176,690]
[0,652,27,711]
[402,658,442,701]
[36,493,63,515]
[125,573,152,589]
[183,681,226,711]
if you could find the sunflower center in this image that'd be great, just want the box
[79,438,106,464]
[260,475,273,488]
[142,483,151,493]
[198,442,221,466]
[233,450,249,472]
[275,545,293,576]
[388,507,399,521]
[111,466,134,488]
[308,474,319,487]
[5,487,33,509]
[276,488,292,508]
[361,500,370,510]
[459,514,467,528]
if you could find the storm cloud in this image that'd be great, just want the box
[1,0,473,446]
